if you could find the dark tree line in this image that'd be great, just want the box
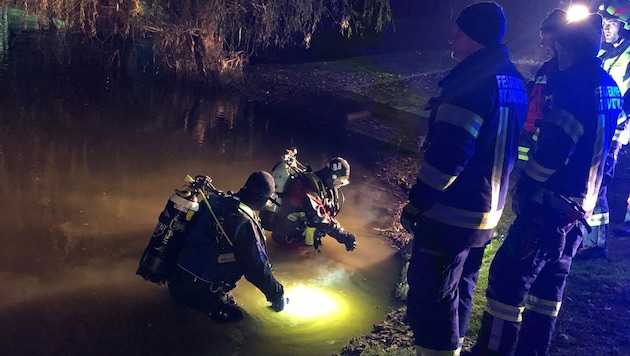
[0,0,392,84]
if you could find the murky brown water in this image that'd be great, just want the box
[0,34,402,355]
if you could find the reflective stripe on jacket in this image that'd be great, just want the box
[520,58,622,215]
[409,45,528,241]
[601,39,630,95]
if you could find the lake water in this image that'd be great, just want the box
[0,30,403,356]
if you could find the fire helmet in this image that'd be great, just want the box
[600,1,630,30]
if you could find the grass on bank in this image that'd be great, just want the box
[355,238,502,356]
[361,232,630,355]
[372,238,630,356]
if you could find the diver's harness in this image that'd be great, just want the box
[268,148,344,248]
[278,148,344,216]
[193,175,270,259]
[136,174,269,285]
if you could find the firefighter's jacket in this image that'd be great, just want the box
[599,39,630,169]
[517,58,623,216]
[517,57,558,163]
[408,45,528,247]
[600,39,630,97]
[523,56,558,133]
[176,194,283,302]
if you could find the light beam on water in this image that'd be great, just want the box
[283,284,340,318]
[0,71,402,355]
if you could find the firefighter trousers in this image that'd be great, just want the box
[581,185,609,252]
[583,147,618,251]
[406,218,486,355]
[472,215,584,356]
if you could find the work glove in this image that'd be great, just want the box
[344,233,357,251]
[536,226,566,263]
[400,202,422,233]
[270,296,288,312]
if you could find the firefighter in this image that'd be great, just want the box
[578,7,630,258]
[516,9,566,166]
[470,13,623,355]
[399,2,528,355]
[167,171,286,323]
[598,2,630,239]
[264,156,357,252]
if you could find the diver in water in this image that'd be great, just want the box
[260,149,357,252]
[167,171,286,323]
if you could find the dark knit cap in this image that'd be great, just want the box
[540,9,568,32]
[456,2,506,47]
[237,171,275,210]
[556,13,603,58]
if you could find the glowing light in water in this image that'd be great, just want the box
[283,284,339,318]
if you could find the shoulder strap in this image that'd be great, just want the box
[236,201,270,258]
[199,191,234,246]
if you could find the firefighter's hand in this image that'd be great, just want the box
[344,233,357,251]
[400,202,421,233]
[536,227,566,263]
[270,296,288,312]
[511,192,525,215]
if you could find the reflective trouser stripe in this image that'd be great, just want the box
[526,295,562,317]
[486,298,524,322]
[587,212,609,227]
[485,297,525,351]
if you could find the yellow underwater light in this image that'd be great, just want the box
[283,284,339,318]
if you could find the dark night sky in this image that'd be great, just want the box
[253,0,562,63]
[375,0,563,56]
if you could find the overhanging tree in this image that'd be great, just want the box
[0,0,391,83]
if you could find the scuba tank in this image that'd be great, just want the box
[136,175,217,285]
[271,147,305,210]
[260,148,306,230]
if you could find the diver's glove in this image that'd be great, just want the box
[314,234,322,251]
[270,296,288,312]
[344,233,357,251]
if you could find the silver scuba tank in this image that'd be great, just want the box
[260,148,305,230]
[136,187,200,285]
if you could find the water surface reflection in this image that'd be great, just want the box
[0,62,401,355]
